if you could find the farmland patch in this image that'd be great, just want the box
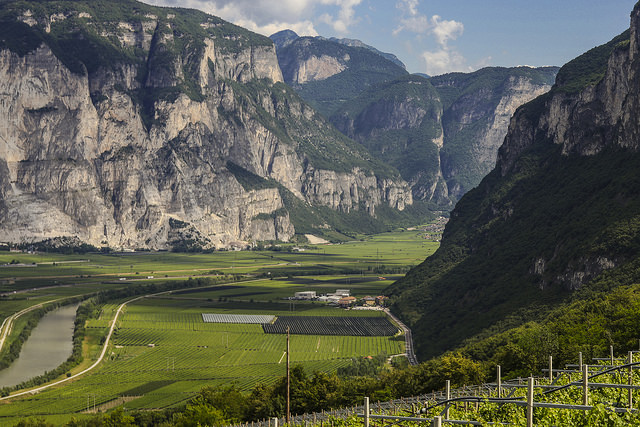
[263,316,398,336]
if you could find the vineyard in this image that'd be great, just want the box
[0,297,404,424]
[0,227,433,424]
[263,316,399,336]
[239,348,640,427]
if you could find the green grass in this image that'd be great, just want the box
[0,225,436,422]
[0,300,403,418]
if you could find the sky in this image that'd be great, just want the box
[141,0,638,76]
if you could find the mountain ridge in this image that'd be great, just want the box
[330,67,558,206]
[388,3,640,360]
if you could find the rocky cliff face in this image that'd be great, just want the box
[388,4,640,359]
[0,0,411,250]
[272,34,408,117]
[498,31,634,174]
[331,68,558,207]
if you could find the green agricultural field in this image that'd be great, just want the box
[0,298,404,422]
[0,225,439,423]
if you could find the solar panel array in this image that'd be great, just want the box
[201,313,276,324]
[263,316,398,336]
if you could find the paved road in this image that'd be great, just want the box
[384,308,419,365]
[0,280,261,401]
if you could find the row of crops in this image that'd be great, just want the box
[0,300,404,421]
[263,316,399,336]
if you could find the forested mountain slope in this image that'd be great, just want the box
[272,32,408,117]
[388,3,640,360]
[331,67,558,206]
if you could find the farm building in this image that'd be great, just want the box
[376,295,389,306]
[317,295,341,303]
[362,296,376,306]
[338,296,357,307]
[327,289,350,299]
[294,291,317,300]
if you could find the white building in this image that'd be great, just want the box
[294,291,317,300]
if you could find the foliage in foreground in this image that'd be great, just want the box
[11,277,640,425]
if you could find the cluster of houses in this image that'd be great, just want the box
[292,289,389,308]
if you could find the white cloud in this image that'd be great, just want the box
[422,48,469,76]
[393,0,470,75]
[429,15,464,46]
[392,14,429,36]
[141,0,361,36]
[396,0,419,17]
[319,0,362,34]
[236,18,319,37]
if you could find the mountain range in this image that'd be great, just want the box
[271,31,557,207]
[0,0,413,250]
[0,0,560,251]
[0,0,638,393]
[388,4,640,360]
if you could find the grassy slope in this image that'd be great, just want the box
[387,30,639,360]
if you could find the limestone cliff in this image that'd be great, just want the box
[0,0,411,250]
[331,68,558,206]
[272,35,408,117]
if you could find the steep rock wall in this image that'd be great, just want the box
[0,3,411,249]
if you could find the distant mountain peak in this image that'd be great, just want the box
[270,29,299,50]
[327,36,406,70]
[269,30,406,71]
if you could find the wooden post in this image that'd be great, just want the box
[578,352,583,372]
[583,364,589,406]
[445,380,450,419]
[433,416,442,427]
[364,397,369,427]
[611,345,615,365]
[497,365,502,397]
[629,351,634,409]
[549,355,553,383]
[286,327,290,425]
[526,377,534,427]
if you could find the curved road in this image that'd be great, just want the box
[0,281,259,401]
[384,308,418,365]
[0,298,70,354]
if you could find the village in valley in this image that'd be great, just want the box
[291,289,389,309]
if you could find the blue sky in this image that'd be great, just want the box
[142,0,637,76]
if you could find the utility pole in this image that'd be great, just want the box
[286,326,290,425]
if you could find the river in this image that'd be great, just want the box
[0,303,79,388]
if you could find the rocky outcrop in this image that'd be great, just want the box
[0,1,411,250]
[331,68,558,206]
[498,28,635,174]
[273,35,408,117]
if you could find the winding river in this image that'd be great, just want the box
[0,303,79,388]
